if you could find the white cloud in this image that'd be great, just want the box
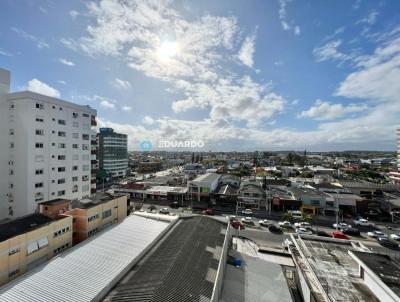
[11,27,49,49]
[142,115,155,125]
[278,0,301,35]
[313,40,353,62]
[58,80,66,85]
[0,48,13,56]
[59,58,75,66]
[26,79,60,98]
[122,106,132,111]
[112,78,132,89]
[299,100,367,120]
[238,34,256,67]
[357,10,379,25]
[69,10,79,19]
[100,100,115,109]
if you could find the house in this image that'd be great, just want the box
[188,173,221,202]
[238,179,266,210]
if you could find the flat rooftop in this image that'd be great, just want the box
[0,213,54,242]
[103,216,226,302]
[38,198,70,206]
[192,173,221,183]
[71,192,126,209]
[291,235,379,302]
[352,251,400,297]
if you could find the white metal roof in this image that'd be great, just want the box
[0,215,170,302]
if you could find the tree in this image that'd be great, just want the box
[191,152,195,163]
[195,154,200,163]
[283,212,294,223]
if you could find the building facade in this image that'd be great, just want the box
[0,213,73,286]
[0,68,97,220]
[97,128,128,178]
[389,128,400,184]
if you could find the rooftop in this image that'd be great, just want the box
[71,192,126,209]
[37,198,70,206]
[290,235,378,302]
[192,173,221,183]
[103,216,227,302]
[351,251,400,297]
[0,215,170,302]
[0,213,54,242]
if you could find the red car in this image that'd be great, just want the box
[203,208,213,215]
[231,221,245,230]
[332,231,350,240]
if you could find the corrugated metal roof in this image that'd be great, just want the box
[0,215,170,302]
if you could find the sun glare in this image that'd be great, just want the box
[157,41,179,61]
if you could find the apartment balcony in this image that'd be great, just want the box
[91,178,96,184]
[91,116,97,126]
[91,140,97,145]
[91,160,97,164]
[91,150,97,155]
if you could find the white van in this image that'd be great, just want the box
[289,210,303,220]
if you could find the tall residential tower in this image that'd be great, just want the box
[0,68,97,219]
[97,128,128,178]
[389,128,400,184]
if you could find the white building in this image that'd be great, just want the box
[0,68,97,220]
[389,128,400,184]
[188,173,221,202]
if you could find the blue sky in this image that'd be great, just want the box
[1,0,399,151]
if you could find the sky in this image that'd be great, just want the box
[0,0,399,152]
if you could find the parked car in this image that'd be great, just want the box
[342,227,360,236]
[316,231,331,237]
[278,221,293,229]
[259,219,273,227]
[159,208,170,214]
[353,218,374,227]
[241,217,253,224]
[377,237,399,248]
[289,210,303,220]
[296,228,313,235]
[390,234,400,241]
[242,209,253,215]
[268,225,283,233]
[203,208,213,215]
[147,205,157,212]
[333,222,350,230]
[367,231,387,238]
[169,201,180,209]
[294,222,311,229]
[231,220,245,230]
[332,231,350,240]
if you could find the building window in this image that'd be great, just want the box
[59,107,63,111]
[9,169,14,175]
[58,131,66,137]
[58,143,66,148]
[9,103,15,109]
[83,113,89,117]
[35,182,43,188]
[72,133,79,139]
[35,129,44,135]
[88,214,99,222]
[36,116,44,122]
[82,123,90,130]
[82,184,90,192]
[72,144,78,149]
[82,165,89,171]
[8,247,20,256]
[72,185,78,193]
[58,119,66,125]
[36,103,44,109]
[73,154,79,160]
[88,228,99,237]
[73,122,79,127]
[72,176,78,182]
[8,269,20,278]
[57,178,65,184]
[10,142,14,148]
[82,175,89,181]
[8,160,14,166]
[72,165,78,171]
[102,209,112,219]
[53,226,70,238]
[35,169,44,175]
[35,143,44,148]
[82,144,89,150]
[82,154,90,161]
[8,183,14,189]
[73,112,79,118]
[82,134,89,140]
[9,129,14,135]
[57,190,65,196]
[58,155,66,160]
[54,243,69,255]
[58,167,65,172]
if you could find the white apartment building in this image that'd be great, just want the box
[0,68,97,219]
[389,128,400,184]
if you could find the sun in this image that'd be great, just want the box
[157,41,179,61]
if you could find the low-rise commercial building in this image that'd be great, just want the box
[64,193,127,244]
[188,173,221,202]
[238,179,266,210]
[0,213,72,286]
